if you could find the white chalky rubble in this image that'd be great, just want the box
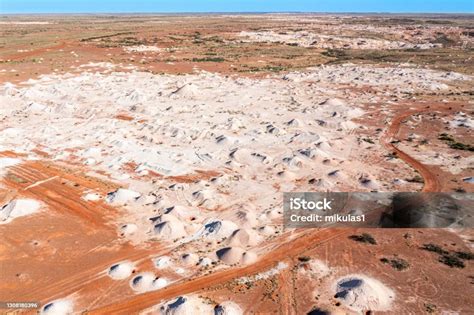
[0,199,42,224]
[158,295,213,314]
[107,261,135,280]
[143,295,243,315]
[123,45,162,53]
[82,192,101,201]
[106,188,141,204]
[0,157,21,176]
[334,274,395,312]
[130,272,169,292]
[214,301,244,315]
[40,299,74,315]
[153,256,172,269]
[237,262,288,283]
[0,64,470,249]
[239,30,443,50]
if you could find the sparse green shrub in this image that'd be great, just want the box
[192,57,225,62]
[380,257,410,271]
[421,243,448,255]
[349,233,377,245]
[439,254,465,268]
[298,256,311,262]
[438,133,474,151]
[406,175,424,183]
[455,251,474,260]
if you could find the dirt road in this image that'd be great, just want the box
[381,106,442,192]
[0,102,446,313]
[88,228,346,314]
[0,155,157,305]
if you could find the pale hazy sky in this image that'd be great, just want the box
[1,0,473,14]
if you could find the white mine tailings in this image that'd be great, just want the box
[107,261,135,280]
[334,274,395,312]
[40,299,74,315]
[0,199,42,224]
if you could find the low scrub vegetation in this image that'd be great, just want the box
[438,133,474,151]
[421,243,472,268]
[380,257,410,270]
[349,233,377,245]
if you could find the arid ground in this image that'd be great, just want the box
[0,14,473,314]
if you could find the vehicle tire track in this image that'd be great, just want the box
[89,228,347,314]
[381,106,441,192]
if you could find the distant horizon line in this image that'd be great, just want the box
[2,11,473,15]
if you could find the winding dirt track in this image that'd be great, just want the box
[1,104,443,314]
[381,106,441,193]
[0,152,348,314]
[89,228,346,314]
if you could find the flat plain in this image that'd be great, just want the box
[0,14,473,314]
